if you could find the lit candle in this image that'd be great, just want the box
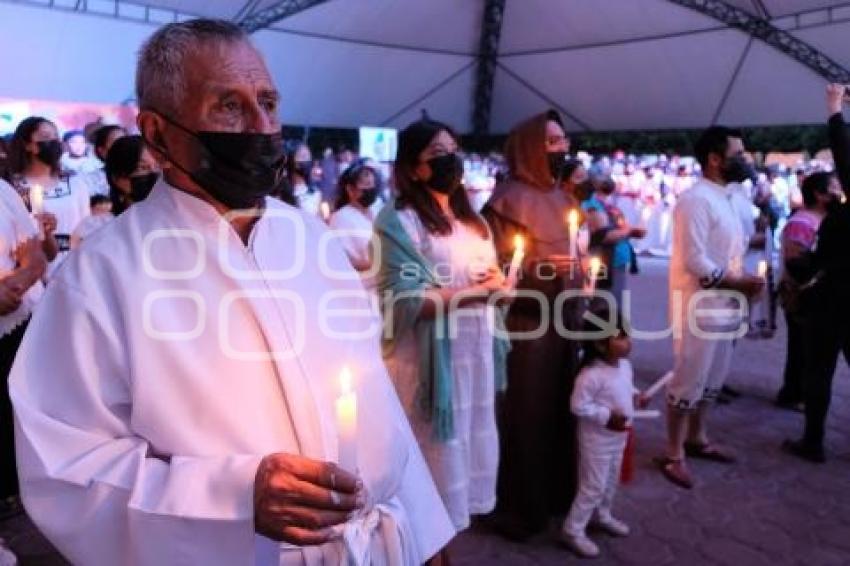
[320,201,331,222]
[29,184,44,215]
[335,366,357,472]
[757,259,768,279]
[567,209,579,258]
[586,256,601,294]
[506,235,525,287]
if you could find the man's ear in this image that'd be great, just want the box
[137,110,167,161]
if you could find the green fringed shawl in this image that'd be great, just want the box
[374,203,510,441]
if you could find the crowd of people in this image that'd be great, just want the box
[0,17,848,566]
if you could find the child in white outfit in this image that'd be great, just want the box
[562,301,646,558]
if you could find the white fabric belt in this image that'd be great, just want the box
[339,496,412,566]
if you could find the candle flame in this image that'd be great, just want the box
[340,366,352,393]
[757,260,768,277]
[567,209,579,227]
[590,256,601,274]
[513,234,524,252]
[321,201,330,220]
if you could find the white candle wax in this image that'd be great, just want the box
[29,184,44,215]
[567,209,579,259]
[633,409,661,419]
[335,366,357,472]
[586,256,601,294]
[506,235,525,287]
[643,370,674,399]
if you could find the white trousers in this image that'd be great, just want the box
[563,429,627,536]
[669,330,735,410]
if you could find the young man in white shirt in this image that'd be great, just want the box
[656,126,764,489]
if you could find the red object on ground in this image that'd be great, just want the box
[620,427,635,484]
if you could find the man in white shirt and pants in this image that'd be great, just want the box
[10,19,454,565]
[657,127,764,489]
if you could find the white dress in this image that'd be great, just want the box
[383,208,499,531]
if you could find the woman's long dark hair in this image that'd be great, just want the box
[104,135,144,216]
[335,160,377,211]
[271,142,309,207]
[6,116,61,179]
[394,118,487,239]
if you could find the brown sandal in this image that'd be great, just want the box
[653,456,694,489]
[684,442,737,464]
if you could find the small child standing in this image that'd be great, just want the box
[562,301,645,558]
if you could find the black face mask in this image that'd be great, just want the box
[152,114,285,210]
[722,155,756,184]
[129,172,159,203]
[426,154,463,194]
[357,187,379,208]
[36,140,63,167]
[295,160,313,184]
[548,151,567,181]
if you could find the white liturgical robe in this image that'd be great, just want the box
[9,182,454,565]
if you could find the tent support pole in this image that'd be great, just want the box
[472,0,506,138]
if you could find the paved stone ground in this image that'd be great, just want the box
[2,256,849,565]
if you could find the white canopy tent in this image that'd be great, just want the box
[1,0,849,134]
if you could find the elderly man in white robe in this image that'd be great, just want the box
[10,19,454,566]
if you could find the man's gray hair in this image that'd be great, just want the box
[136,19,249,114]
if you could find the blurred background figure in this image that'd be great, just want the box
[60,130,100,175]
[328,160,384,292]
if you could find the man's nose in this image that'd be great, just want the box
[244,102,277,134]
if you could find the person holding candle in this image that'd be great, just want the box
[10,20,455,565]
[657,126,765,489]
[5,116,92,277]
[481,110,585,540]
[328,161,384,293]
[579,172,646,308]
[375,118,511,538]
[561,300,647,558]
[0,176,48,530]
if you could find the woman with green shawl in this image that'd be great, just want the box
[374,118,511,536]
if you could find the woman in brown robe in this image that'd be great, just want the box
[482,110,584,539]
